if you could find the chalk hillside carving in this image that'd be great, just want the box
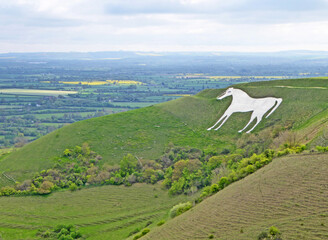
[207,87,282,133]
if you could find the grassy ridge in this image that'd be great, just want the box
[1,78,327,185]
[0,183,195,240]
[143,153,328,240]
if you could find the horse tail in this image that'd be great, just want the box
[265,98,282,118]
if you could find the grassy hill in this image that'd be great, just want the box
[0,183,196,240]
[0,77,327,185]
[0,77,327,240]
[142,152,328,240]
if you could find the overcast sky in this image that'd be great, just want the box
[1,0,328,53]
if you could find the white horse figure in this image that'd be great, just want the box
[207,87,282,133]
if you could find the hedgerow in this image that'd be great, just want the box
[1,141,324,198]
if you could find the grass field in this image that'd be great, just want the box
[143,153,328,240]
[0,183,196,240]
[0,89,77,96]
[0,78,327,186]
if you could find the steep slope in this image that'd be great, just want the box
[143,152,328,240]
[0,77,327,184]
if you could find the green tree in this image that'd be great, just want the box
[218,177,228,190]
[120,154,138,175]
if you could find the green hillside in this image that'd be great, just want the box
[142,152,328,240]
[0,183,195,240]
[1,77,327,184]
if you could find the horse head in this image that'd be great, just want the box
[217,87,234,100]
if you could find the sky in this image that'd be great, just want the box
[1,0,328,53]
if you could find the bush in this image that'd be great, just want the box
[120,154,138,175]
[169,202,192,218]
[141,228,150,235]
[128,228,140,237]
[0,186,16,196]
[37,181,54,194]
[258,231,268,240]
[69,183,78,192]
[316,145,328,152]
[52,224,81,239]
[258,226,282,240]
[157,220,165,226]
[269,226,281,237]
[210,184,219,193]
[133,228,150,240]
[218,177,229,190]
[168,177,186,195]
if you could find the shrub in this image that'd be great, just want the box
[168,177,186,195]
[51,224,81,240]
[316,145,328,152]
[141,228,150,235]
[269,226,281,237]
[246,164,255,174]
[210,184,219,193]
[0,186,16,196]
[258,231,268,240]
[157,220,165,226]
[133,228,150,240]
[169,202,192,218]
[37,181,54,194]
[258,226,282,240]
[277,149,290,157]
[69,183,78,192]
[200,186,211,198]
[120,154,138,175]
[128,228,140,237]
[218,177,228,190]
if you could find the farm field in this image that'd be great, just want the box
[0,183,196,240]
[144,153,328,240]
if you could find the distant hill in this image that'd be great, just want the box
[0,77,327,185]
[142,152,328,240]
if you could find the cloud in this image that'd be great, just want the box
[0,0,328,52]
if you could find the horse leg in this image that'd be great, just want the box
[246,114,264,133]
[207,114,227,130]
[238,112,256,133]
[208,107,233,130]
[265,98,282,118]
[214,113,232,130]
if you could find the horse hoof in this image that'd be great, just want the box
[207,128,212,131]
[238,130,243,133]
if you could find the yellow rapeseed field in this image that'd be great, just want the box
[177,75,287,79]
[58,80,145,85]
[163,94,192,97]
[106,80,144,85]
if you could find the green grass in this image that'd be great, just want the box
[0,78,327,185]
[0,183,195,240]
[110,102,156,108]
[143,153,328,240]
[0,77,327,240]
